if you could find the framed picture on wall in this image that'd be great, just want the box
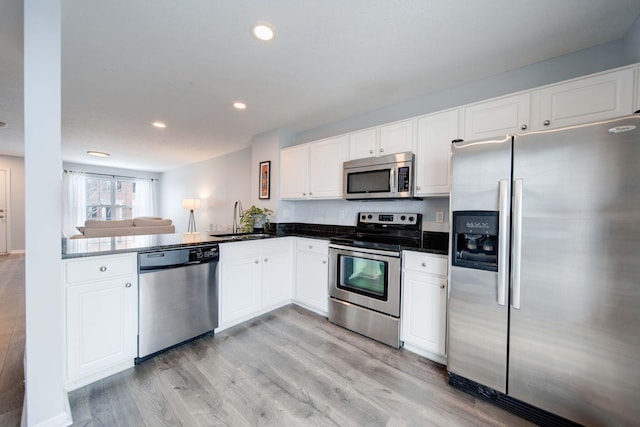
[259,160,270,199]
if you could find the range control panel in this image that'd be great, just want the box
[358,212,420,226]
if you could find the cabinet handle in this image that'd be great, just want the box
[379,147,384,153]
[125,282,132,288]
[309,192,312,196]
[308,245,313,249]
[416,186,421,190]
[322,260,327,264]
[369,149,374,154]
[99,266,107,272]
[302,192,306,196]
[0,216,4,219]
[521,124,527,130]
[264,258,268,263]
[543,120,551,126]
[254,260,259,264]
[440,284,445,289]
[421,262,427,267]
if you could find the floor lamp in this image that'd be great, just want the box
[182,198,201,233]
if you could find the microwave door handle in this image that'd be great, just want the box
[389,169,395,193]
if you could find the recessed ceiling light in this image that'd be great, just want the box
[87,150,110,157]
[0,121,7,128]
[152,121,167,128]
[252,23,274,41]
[233,102,247,110]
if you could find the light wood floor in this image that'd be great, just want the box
[0,254,25,427]
[70,304,534,426]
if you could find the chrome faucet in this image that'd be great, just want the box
[232,200,244,233]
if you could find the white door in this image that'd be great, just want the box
[0,169,7,254]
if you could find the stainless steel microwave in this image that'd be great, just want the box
[343,152,416,200]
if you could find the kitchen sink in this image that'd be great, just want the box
[208,232,272,241]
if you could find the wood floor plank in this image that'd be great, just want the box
[0,254,24,427]
[69,304,536,426]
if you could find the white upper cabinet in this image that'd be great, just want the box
[280,144,309,199]
[308,135,348,198]
[280,136,347,200]
[348,120,414,160]
[348,128,378,160]
[379,119,415,156]
[532,68,635,130]
[415,109,462,196]
[464,93,531,141]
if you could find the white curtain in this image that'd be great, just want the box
[132,178,157,218]
[62,172,87,237]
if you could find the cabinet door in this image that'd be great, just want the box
[294,251,328,314]
[308,135,348,199]
[535,68,634,130]
[402,270,447,356]
[464,93,530,141]
[280,145,309,199]
[348,128,378,160]
[66,277,137,382]
[261,239,293,310]
[379,119,415,155]
[219,255,262,326]
[415,109,461,196]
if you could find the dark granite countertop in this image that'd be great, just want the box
[62,222,448,259]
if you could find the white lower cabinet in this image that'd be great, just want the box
[401,251,448,364]
[293,238,329,315]
[219,238,293,329]
[64,253,138,390]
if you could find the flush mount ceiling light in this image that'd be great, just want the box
[251,22,275,41]
[87,150,110,157]
[233,102,247,110]
[152,121,167,128]
[0,121,7,128]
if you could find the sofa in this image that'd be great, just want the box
[71,217,175,238]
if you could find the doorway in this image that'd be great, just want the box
[0,169,7,254]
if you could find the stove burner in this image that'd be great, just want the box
[330,212,423,251]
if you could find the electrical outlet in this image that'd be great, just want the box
[436,211,444,223]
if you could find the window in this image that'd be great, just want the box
[86,176,136,220]
[62,171,157,237]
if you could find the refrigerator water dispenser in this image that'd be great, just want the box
[452,211,499,271]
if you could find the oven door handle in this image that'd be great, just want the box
[329,243,400,258]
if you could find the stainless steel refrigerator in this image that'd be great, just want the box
[448,115,640,426]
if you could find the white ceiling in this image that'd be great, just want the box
[1,0,640,172]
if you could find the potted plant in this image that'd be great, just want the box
[239,205,274,233]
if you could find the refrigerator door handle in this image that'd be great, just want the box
[512,178,523,309]
[498,179,509,306]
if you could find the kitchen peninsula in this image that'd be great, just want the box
[61,225,448,391]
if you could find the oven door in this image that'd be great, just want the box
[329,244,401,317]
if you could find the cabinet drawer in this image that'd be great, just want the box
[65,254,137,284]
[403,251,447,276]
[220,240,262,260]
[262,237,293,254]
[296,238,328,254]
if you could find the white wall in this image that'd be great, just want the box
[24,0,69,425]
[0,155,25,252]
[624,15,640,64]
[160,148,252,233]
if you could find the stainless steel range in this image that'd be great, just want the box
[328,212,422,348]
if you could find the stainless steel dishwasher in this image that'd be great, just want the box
[137,244,219,362]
